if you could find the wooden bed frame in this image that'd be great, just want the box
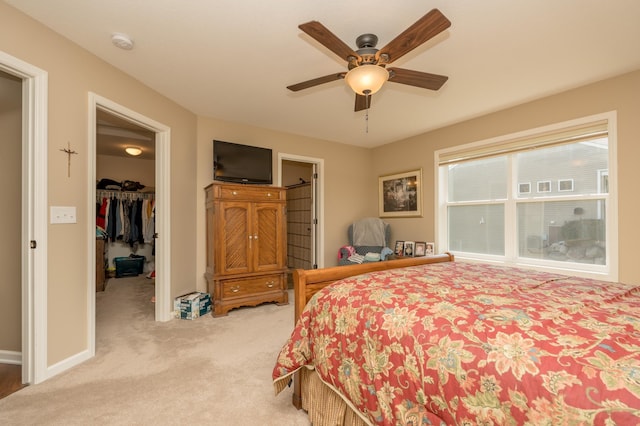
[290,252,454,409]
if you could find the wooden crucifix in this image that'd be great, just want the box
[59,142,78,177]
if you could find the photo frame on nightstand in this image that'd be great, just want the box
[403,241,415,257]
[425,242,435,255]
[394,241,405,256]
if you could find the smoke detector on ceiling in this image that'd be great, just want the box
[111,33,134,50]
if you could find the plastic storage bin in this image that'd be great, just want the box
[114,255,145,278]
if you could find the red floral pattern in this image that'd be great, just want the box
[273,262,640,425]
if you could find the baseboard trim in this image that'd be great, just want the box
[0,350,22,365]
[45,349,91,380]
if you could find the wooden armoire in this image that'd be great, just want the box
[205,182,289,317]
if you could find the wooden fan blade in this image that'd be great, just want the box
[287,72,346,92]
[354,93,372,112]
[387,68,448,90]
[378,9,451,64]
[299,21,360,62]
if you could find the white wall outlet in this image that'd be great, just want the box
[50,206,77,224]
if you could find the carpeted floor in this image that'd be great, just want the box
[0,276,309,425]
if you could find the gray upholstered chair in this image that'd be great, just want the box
[338,218,392,266]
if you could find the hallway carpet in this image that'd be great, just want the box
[0,276,308,425]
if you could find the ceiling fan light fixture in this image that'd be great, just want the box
[345,65,389,95]
[125,146,142,156]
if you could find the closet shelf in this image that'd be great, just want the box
[96,189,154,200]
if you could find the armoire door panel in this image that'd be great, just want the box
[221,203,250,274]
[255,204,282,271]
[205,201,215,274]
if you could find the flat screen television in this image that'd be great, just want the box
[213,140,273,184]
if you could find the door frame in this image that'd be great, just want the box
[0,51,48,384]
[277,153,324,269]
[88,94,173,354]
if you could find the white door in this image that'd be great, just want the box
[278,153,325,269]
[0,50,49,385]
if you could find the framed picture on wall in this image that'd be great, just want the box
[379,169,423,217]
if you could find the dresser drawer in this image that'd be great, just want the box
[221,274,283,298]
[217,185,284,202]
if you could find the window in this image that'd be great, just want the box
[437,114,617,280]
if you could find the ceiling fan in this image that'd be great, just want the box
[287,8,451,112]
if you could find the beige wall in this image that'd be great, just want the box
[0,3,198,366]
[0,71,22,354]
[372,70,640,285]
[195,116,375,289]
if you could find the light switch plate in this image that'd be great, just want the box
[50,206,77,224]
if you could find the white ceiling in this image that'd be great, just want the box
[6,0,640,148]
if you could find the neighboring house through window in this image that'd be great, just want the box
[436,112,618,281]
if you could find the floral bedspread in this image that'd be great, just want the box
[273,262,640,425]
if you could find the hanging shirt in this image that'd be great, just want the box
[96,197,108,231]
[121,199,131,243]
[116,198,123,240]
[107,197,118,242]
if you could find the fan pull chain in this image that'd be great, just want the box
[364,92,371,134]
[365,108,369,133]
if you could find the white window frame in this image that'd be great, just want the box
[558,179,574,192]
[518,182,531,194]
[435,112,618,282]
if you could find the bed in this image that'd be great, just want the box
[273,254,640,425]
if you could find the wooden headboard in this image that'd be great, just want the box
[292,253,454,321]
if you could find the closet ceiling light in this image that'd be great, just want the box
[125,147,142,156]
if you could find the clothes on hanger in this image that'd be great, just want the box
[96,190,155,247]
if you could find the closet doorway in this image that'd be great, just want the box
[89,93,172,358]
[279,154,324,273]
[96,109,156,291]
